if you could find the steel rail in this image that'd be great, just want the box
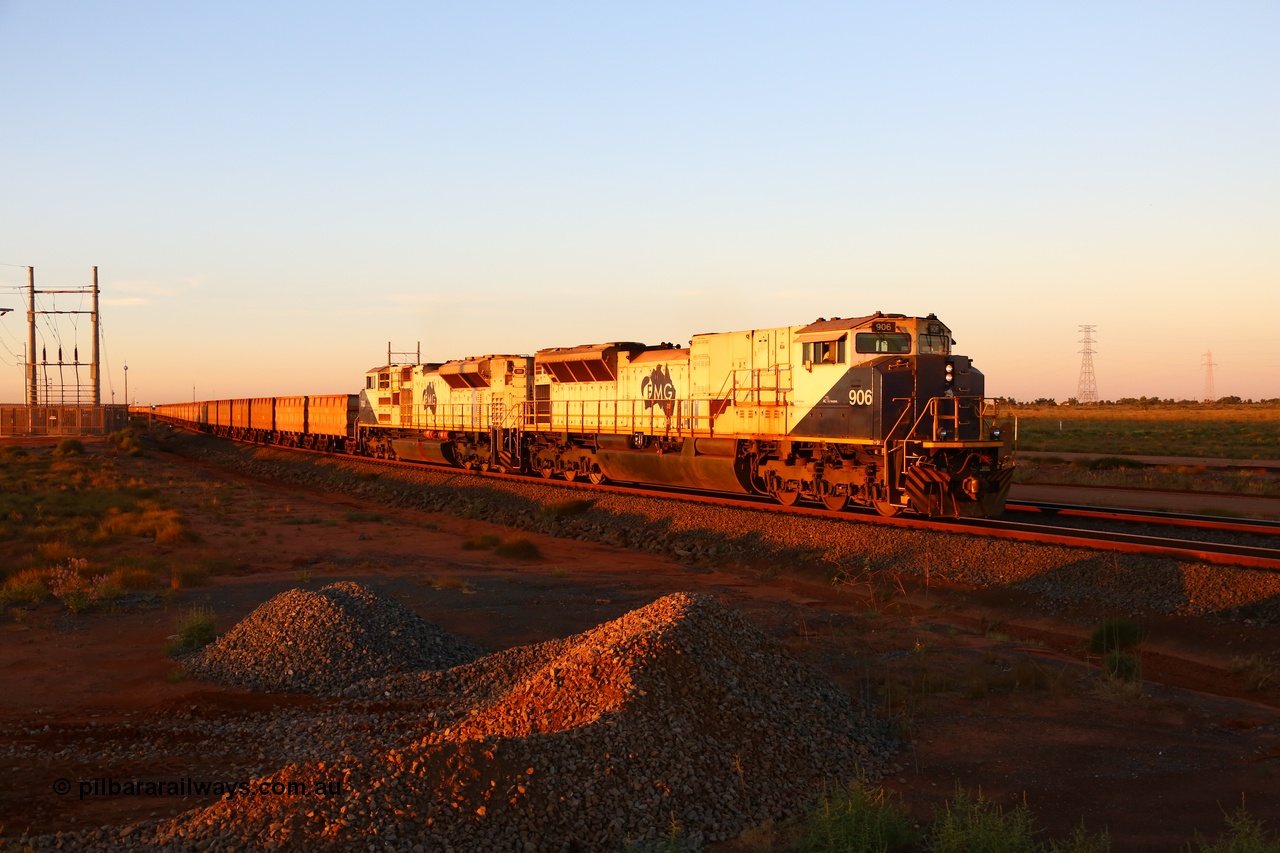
[946,516,1280,571]
[1005,500,1280,537]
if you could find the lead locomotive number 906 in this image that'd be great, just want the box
[356,311,1015,518]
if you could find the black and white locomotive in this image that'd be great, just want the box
[359,311,1014,517]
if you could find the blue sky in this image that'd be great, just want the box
[1,2,1276,404]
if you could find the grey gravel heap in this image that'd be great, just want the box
[70,593,893,852]
[185,581,485,695]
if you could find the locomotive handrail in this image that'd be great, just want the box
[729,366,792,406]
[903,396,1005,444]
[547,397,717,438]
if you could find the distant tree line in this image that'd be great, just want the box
[997,396,1280,406]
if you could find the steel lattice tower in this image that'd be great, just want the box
[1202,349,1217,403]
[1076,325,1099,403]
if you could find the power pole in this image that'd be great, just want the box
[1202,350,1217,403]
[91,266,100,405]
[27,267,36,406]
[1076,325,1099,403]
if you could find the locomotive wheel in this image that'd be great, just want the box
[772,489,801,507]
[873,501,901,517]
[588,468,607,485]
[821,493,848,511]
[563,468,578,483]
[540,465,554,479]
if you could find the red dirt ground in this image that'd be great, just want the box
[2,441,1279,850]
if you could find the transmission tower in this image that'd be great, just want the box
[1202,350,1217,403]
[1076,325,1098,403]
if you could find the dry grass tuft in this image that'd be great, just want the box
[0,569,50,607]
[170,564,210,589]
[495,537,542,560]
[109,567,157,591]
[1228,655,1279,693]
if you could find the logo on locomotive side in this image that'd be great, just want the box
[422,382,437,415]
[640,365,677,417]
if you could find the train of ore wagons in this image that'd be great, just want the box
[152,312,1016,518]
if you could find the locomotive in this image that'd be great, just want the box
[153,312,1014,518]
[359,311,1014,517]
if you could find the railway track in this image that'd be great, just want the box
[155,422,1280,572]
[952,513,1280,572]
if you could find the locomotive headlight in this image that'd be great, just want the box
[938,426,951,441]
[991,426,1002,441]
[944,362,954,383]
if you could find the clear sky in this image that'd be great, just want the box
[2,2,1276,405]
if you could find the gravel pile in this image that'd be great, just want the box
[185,582,486,695]
[35,593,893,852]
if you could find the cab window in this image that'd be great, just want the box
[918,334,950,355]
[855,333,912,354]
[803,338,846,365]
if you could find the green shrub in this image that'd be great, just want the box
[1190,802,1280,852]
[0,569,50,607]
[344,511,385,522]
[167,606,216,655]
[1047,823,1111,852]
[801,785,918,852]
[106,428,132,447]
[1089,619,1147,654]
[929,785,1039,853]
[106,429,143,456]
[54,438,85,457]
[1103,652,1142,683]
[494,537,542,560]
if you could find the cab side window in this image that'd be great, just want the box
[803,338,847,365]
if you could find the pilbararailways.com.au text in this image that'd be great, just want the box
[56,776,345,800]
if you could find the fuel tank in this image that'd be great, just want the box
[391,438,457,466]
[596,437,749,493]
